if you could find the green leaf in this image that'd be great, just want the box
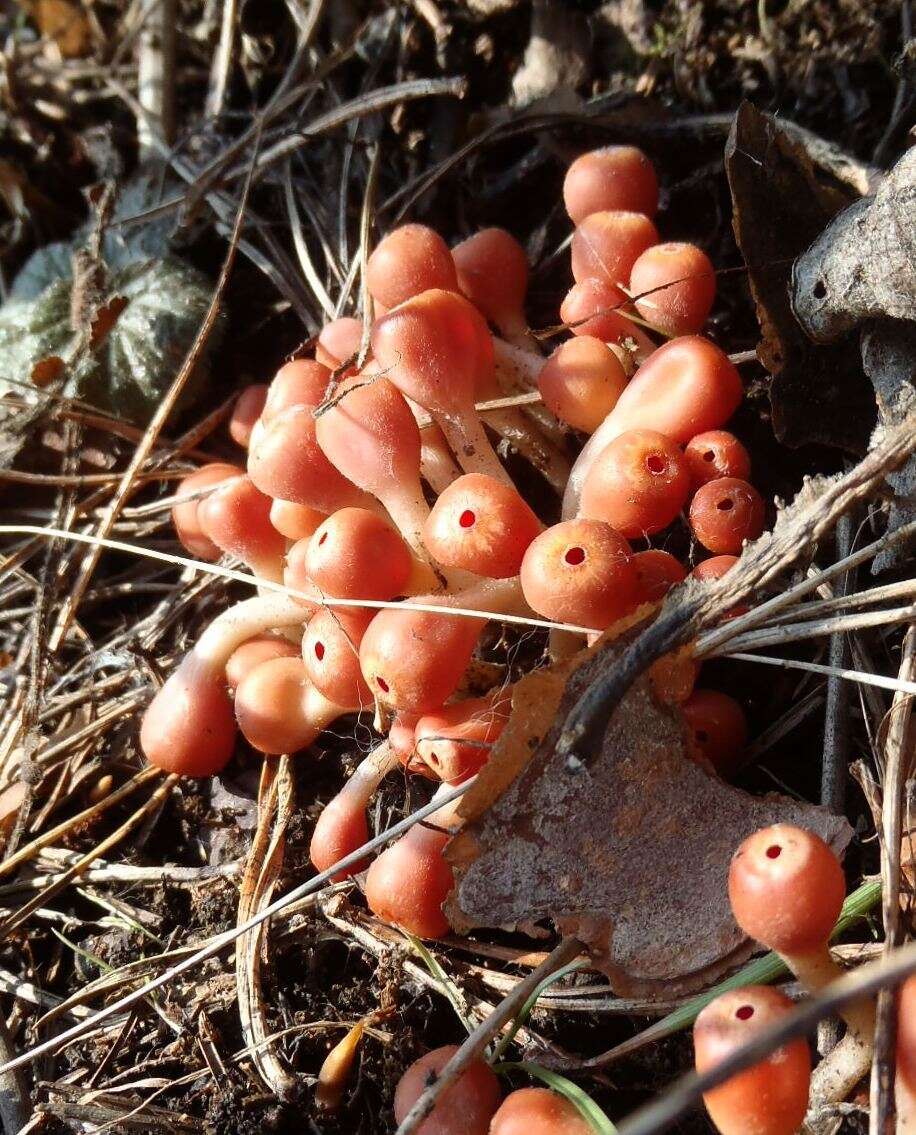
[497,1061,617,1134]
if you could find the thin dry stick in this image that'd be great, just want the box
[0,783,470,1077]
[0,765,160,879]
[0,525,595,636]
[45,125,260,652]
[205,0,238,118]
[723,653,916,697]
[0,774,178,941]
[394,937,582,1135]
[236,757,297,1099]
[0,1012,29,1135]
[822,513,853,817]
[870,625,916,1135]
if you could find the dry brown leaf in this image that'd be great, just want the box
[446,636,851,998]
[792,147,916,572]
[725,101,875,452]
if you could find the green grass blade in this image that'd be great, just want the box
[404,931,475,1034]
[492,959,588,1062]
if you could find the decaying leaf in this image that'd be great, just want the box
[791,148,916,571]
[725,102,874,452]
[792,147,916,339]
[447,636,850,998]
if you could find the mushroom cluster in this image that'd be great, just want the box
[144,143,768,938]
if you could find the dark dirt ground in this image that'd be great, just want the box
[0,1,913,1132]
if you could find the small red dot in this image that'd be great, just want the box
[313,642,325,661]
[766,844,782,859]
[564,546,586,566]
[318,532,328,545]
[376,676,390,693]
[459,509,476,529]
[646,454,665,474]
[735,1005,754,1020]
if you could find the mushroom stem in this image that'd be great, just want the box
[437,411,515,486]
[309,740,399,878]
[786,945,876,1049]
[807,1030,875,1119]
[492,337,569,449]
[195,593,316,673]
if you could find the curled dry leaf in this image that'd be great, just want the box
[792,147,916,571]
[446,635,850,997]
[792,147,916,340]
[725,102,875,452]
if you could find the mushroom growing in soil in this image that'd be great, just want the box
[694,986,811,1135]
[729,824,875,1074]
[393,1046,501,1135]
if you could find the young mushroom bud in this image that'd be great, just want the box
[393,1046,502,1135]
[684,430,752,488]
[302,606,374,710]
[309,740,398,878]
[689,477,765,555]
[197,475,286,581]
[422,473,542,579]
[629,242,716,337]
[452,227,531,347]
[225,634,301,692]
[261,358,331,424]
[520,519,638,630]
[360,605,485,714]
[366,223,458,311]
[682,689,748,777]
[140,593,310,776]
[269,499,326,542]
[563,145,659,224]
[371,289,512,485]
[729,824,874,1047]
[691,554,739,582]
[632,549,687,603]
[315,316,363,370]
[579,429,691,538]
[360,578,526,712]
[171,463,243,560]
[537,337,629,434]
[365,821,454,938]
[896,976,916,1127]
[248,404,373,514]
[490,1086,593,1135]
[413,692,510,783]
[298,509,409,599]
[691,554,747,619]
[694,986,811,1135]
[559,279,655,364]
[300,508,435,600]
[229,384,268,448]
[571,210,659,289]
[234,656,349,755]
[314,372,431,553]
[563,336,743,517]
